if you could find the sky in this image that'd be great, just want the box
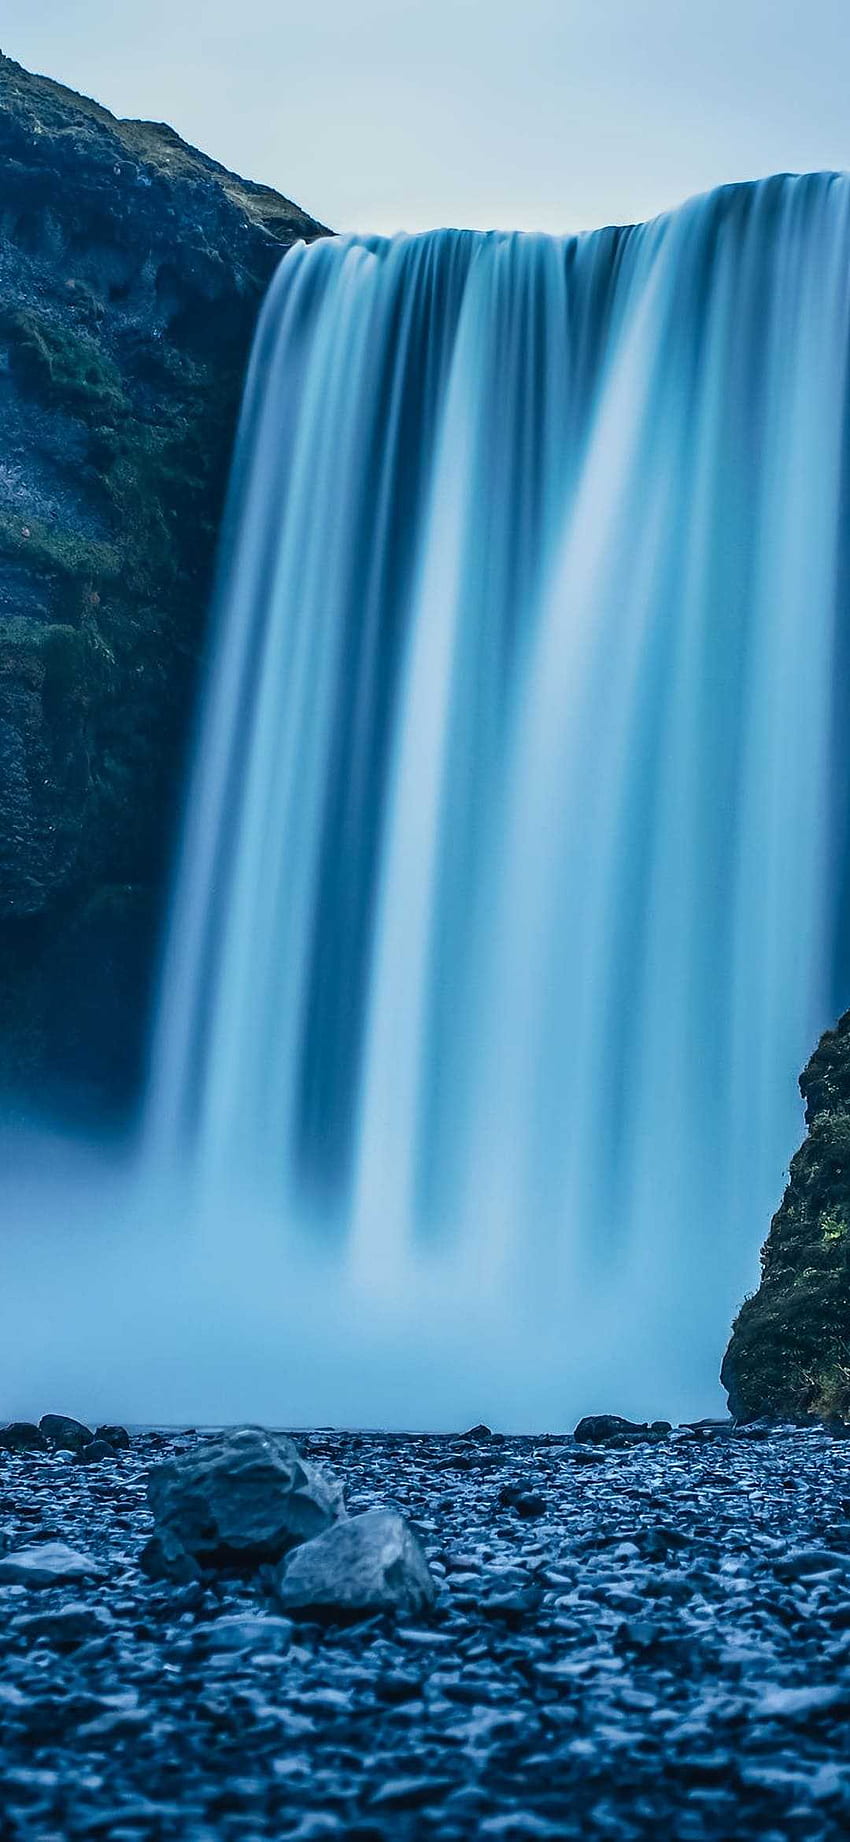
[2,1,850,235]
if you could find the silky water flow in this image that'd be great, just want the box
[4,175,850,1429]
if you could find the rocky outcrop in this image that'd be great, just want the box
[0,53,328,1119]
[722,1010,850,1421]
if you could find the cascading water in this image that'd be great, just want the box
[140,174,850,1424]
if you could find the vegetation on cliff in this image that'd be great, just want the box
[0,52,328,1119]
[722,1010,850,1421]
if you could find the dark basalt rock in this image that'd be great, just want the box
[497,1481,547,1517]
[0,1419,48,1452]
[0,53,328,1120]
[94,1422,130,1449]
[723,1008,850,1422]
[141,1425,345,1580]
[574,1414,657,1445]
[39,1413,93,1452]
[75,1437,118,1464]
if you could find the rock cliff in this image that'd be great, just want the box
[722,1010,850,1421]
[0,52,327,1120]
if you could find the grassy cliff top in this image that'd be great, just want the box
[0,50,329,246]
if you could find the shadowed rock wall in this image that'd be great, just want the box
[722,1012,850,1421]
[0,52,328,1122]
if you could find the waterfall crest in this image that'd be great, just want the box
[145,177,850,1418]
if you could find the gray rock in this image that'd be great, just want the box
[274,1508,436,1622]
[755,1682,850,1719]
[0,1542,104,1588]
[76,1708,150,1742]
[141,1426,344,1579]
[198,1613,293,1653]
[39,1414,93,1452]
[774,1547,850,1581]
[370,1775,456,1811]
[11,1602,113,1646]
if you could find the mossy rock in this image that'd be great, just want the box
[0,306,127,422]
[0,50,329,1121]
[722,1012,850,1422]
[0,506,121,585]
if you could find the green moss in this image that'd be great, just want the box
[722,1028,850,1422]
[40,622,94,704]
[0,307,127,423]
[0,614,101,702]
[0,46,330,1120]
[0,505,121,584]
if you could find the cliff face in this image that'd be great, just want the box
[0,53,328,1121]
[722,1011,850,1421]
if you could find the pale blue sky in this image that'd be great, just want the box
[2,1,849,234]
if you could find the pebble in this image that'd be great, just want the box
[0,1540,104,1588]
[1,1424,850,1838]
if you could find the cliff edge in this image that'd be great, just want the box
[0,53,328,1119]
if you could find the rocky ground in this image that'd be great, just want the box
[2,1422,850,1840]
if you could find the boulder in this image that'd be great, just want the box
[574,1415,650,1445]
[0,1541,104,1587]
[40,1414,93,1452]
[76,1439,118,1465]
[95,1424,131,1450]
[141,1426,344,1580]
[0,1421,49,1453]
[273,1508,436,1622]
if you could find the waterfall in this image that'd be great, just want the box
[143,175,850,1423]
